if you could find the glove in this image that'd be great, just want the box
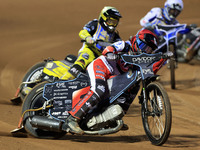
[163,51,173,58]
[85,36,95,45]
[145,23,156,30]
[60,71,75,80]
[187,24,197,30]
[102,46,115,56]
[106,53,118,60]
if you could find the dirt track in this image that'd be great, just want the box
[0,0,200,150]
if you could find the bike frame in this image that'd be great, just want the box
[42,53,163,121]
[155,24,187,53]
[115,53,163,112]
[154,24,187,89]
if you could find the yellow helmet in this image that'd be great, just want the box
[99,6,122,33]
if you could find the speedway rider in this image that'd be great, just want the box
[140,0,192,64]
[60,6,122,80]
[62,29,167,135]
[140,0,184,27]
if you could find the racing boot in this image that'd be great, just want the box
[121,123,129,131]
[63,91,100,135]
[62,115,84,135]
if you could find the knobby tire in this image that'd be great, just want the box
[141,81,172,146]
[21,81,66,139]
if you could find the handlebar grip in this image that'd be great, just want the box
[81,39,112,47]
[81,39,104,43]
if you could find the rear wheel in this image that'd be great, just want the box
[141,82,172,146]
[22,81,66,139]
[20,61,46,100]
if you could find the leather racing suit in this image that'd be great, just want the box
[68,40,166,120]
[61,19,121,80]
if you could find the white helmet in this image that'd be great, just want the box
[163,0,183,21]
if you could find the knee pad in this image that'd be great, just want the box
[94,79,107,100]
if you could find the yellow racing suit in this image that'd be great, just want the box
[61,19,121,80]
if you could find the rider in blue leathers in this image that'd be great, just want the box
[140,0,191,63]
[140,0,183,28]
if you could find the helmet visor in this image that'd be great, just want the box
[169,8,181,18]
[137,39,153,54]
[106,18,119,27]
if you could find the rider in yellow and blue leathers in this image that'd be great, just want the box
[61,6,122,80]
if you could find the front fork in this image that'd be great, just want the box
[138,81,148,111]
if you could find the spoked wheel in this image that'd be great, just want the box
[141,82,172,146]
[169,44,176,89]
[20,61,46,100]
[22,81,66,139]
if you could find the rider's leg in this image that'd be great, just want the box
[62,58,109,134]
[62,90,100,135]
[60,46,96,80]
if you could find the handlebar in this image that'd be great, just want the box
[121,52,171,66]
[81,39,112,47]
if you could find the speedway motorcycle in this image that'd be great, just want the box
[176,24,200,62]
[10,54,77,105]
[11,40,111,105]
[11,52,172,146]
[154,24,187,89]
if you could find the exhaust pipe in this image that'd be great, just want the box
[30,116,63,132]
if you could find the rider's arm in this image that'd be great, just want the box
[113,31,122,42]
[79,29,92,40]
[179,25,193,34]
[102,41,130,72]
[102,41,126,60]
[164,18,191,34]
[102,41,129,55]
[79,19,98,40]
[152,58,167,74]
[140,8,160,27]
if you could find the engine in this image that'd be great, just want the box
[86,104,124,130]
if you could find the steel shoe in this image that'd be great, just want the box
[62,115,84,135]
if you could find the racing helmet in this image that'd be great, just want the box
[99,6,122,33]
[163,0,183,21]
[130,29,158,54]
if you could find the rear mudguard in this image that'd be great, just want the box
[43,60,72,78]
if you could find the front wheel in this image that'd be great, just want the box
[169,44,176,89]
[141,82,172,146]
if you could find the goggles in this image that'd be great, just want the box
[169,8,181,18]
[136,38,153,54]
[106,18,119,27]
